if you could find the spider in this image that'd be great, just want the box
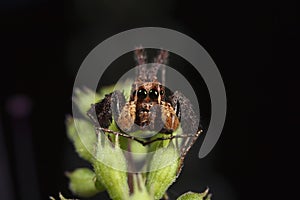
[87,48,202,162]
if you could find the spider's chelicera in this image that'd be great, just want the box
[87,48,202,159]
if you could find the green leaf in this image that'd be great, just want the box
[177,189,211,200]
[146,143,180,200]
[66,168,105,198]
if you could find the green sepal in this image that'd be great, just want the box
[146,143,180,200]
[129,174,152,200]
[94,177,106,191]
[66,168,105,198]
[177,189,211,200]
[93,133,129,200]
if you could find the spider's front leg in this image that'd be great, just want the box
[170,91,201,157]
[87,90,126,133]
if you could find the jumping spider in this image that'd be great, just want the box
[87,48,202,160]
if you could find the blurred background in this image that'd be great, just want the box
[0,0,297,200]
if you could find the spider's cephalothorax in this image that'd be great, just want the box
[88,48,200,153]
[116,49,180,134]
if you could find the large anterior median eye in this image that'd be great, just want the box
[137,89,147,99]
[149,89,158,100]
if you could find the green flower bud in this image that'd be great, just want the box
[73,87,102,118]
[94,177,106,191]
[129,174,152,200]
[66,168,105,198]
[93,134,129,200]
[177,189,211,200]
[66,116,96,163]
[72,83,131,119]
[146,143,180,200]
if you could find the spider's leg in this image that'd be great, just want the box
[141,133,200,146]
[95,127,146,145]
[170,91,202,160]
[111,90,126,122]
[154,49,169,65]
[161,63,166,87]
[87,93,113,128]
[87,90,126,143]
[149,49,169,81]
[95,127,198,147]
[87,90,126,128]
[87,104,99,125]
[134,47,147,65]
[134,47,147,81]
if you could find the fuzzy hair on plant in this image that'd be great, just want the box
[51,48,211,200]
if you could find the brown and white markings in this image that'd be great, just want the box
[87,47,202,166]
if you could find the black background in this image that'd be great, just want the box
[0,1,297,200]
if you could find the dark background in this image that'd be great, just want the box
[0,1,297,200]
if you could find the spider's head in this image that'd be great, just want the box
[131,48,168,128]
[130,82,165,127]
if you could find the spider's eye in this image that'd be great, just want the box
[149,89,159,100]
[160,90,164,95]
[137,89,147,99]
